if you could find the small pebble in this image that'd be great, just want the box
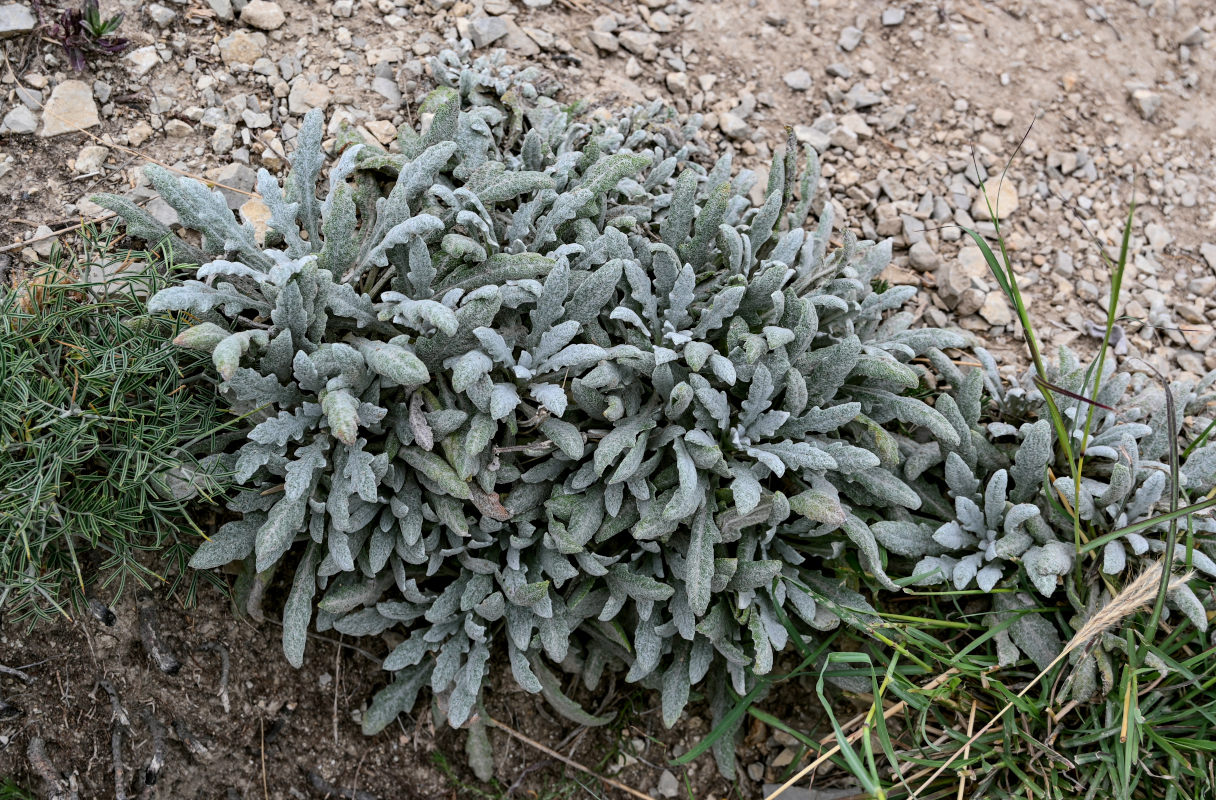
[839,26,863,51]
[783,68,812,92]
[239,0,285,30]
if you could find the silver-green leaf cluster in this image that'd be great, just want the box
[102,52,982,776]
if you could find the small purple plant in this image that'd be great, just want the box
[47,0,129,72]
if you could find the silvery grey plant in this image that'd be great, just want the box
[890,344,1216,690]
[97,51,984,777]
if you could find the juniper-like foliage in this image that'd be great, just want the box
[0,251,228,623]
[99,51,988,776]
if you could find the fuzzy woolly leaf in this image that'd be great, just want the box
[190,517,260,569]
[283,545,318,667]
[255,496,307,573]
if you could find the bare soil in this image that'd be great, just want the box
[1,580,764,799]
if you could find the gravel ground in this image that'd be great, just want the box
[3,0,1216,380]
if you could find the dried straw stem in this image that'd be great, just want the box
[486,715,658,800]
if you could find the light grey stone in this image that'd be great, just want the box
[1180,26,1205,47]
[646,11,674,33]
[217,162,257,210]
[372,76,401,105]
[588,30,619,51]
[522,25,552,49]
[718,112,748,140]
[40,80,100,137]
[839,25,863,51]
[0,4,35,39]
[251,57,276,77]
[844,83,884,108]
[469,16,509,48]
[241,109,272,128]
[657,770,679,798]
[288,77,332,114]
[937,246,990,316]
[147,197,179,227]
[240,0,285,29]
[211,122,236,153]
[127,121,153,147]
[793,124,830,152]
[31,225,56,257]
[783,68,812,91]
[146,3,176,25]
[126,46,160,77]
[2,104,36,134]
[501,17,539,55]
[1129,88,1162,121]
[14,86,40,109]
[979,293,1012,326]
[219,30,267,66]
[164,119,193,137]
[75,145,109,173]
[206,0,233,20]
[838,111,872,137]
[908,240,938,272]
[1178,350,1205,375]
[1199,242,1216,271]
[619,29,659,56]
[829,126,858,151]
[1144,222,1172,250]
[199,107,226,129]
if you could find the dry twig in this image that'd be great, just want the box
[486,715,657,800]
[173,719,210,760]
[97,678,131,729]
[27,738,79,800]
[260,717,269,800]
[111,726,129,800]
[138,707,167,800]
[137,592,181,675]
[197,642,231,713]
[333,638,342,746]
[0,664,33,682]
